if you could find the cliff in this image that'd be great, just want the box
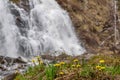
[57,0,120,54]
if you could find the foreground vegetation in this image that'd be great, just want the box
[14,54,120,80]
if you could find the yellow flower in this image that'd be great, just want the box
[32,59,35,63]
[71,65,75,67]
[101,67,105,70]
[54,63,61,67]
[15,70,19,74]
[73,59,79,62]
[60,62,65,65]
[59,71,64,75]
[99,60,105,63]
[96,65,101,69]
[96,66,105,70]
[99,68,102,71]
[40,61,43,64]
[76,64,81,68]
[36,56,41,59]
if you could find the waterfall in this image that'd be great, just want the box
[0,0,20,57]
[0,0,85,57]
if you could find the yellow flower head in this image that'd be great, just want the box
[40,61,43,64]
[73,59,79,62]
[99,68,102,71]
[71,65,75,67]
[60,62,65,65]
[36,56,41,59]
[76,64,81,68]
[96,65,101,69]
[15,70,19,74]
[96,66,105,70]
[32,59,35,63]
[54,63,61,67]
[101,67,105,70]
[99,60,105,63]
[59,71,64,75]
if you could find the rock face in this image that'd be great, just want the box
[10,0,30,11]
[0,56,27,80]
[57,0,120,54]
[10,0,30,36]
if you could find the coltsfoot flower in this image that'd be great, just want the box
[59,71,64,75]
[36,56,41,59]
[76,64,81,68]
[54,63,61,67]
[32,59,35,63]
[101,67,105,70]
[99,60,105,63]
[15,70,19,74]
[40,61,43,64]
[31,59,37,65]
[71,65,75,67]
[60,62,65,65]
[73,59,79,62]
[96,66,105,70]
[96,65,101,69]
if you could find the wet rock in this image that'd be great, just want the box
[0,56,27,79]
[0,56,5,64]
[14,57,26,64]
[10,6,20,16]
[41,55,54,60]
[4,73,17,80]
[18,0,30,12]
[0,56,26,65]
[9,0,29,37]
[55,54,70,61]
[0,66,7,71]
[10,0,30,12]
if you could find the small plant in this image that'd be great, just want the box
[80,65,93,78]
[14,74,26,80]
[45,65,57,80]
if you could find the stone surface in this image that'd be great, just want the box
[0,56,27,80]
[4,73,17,80]
[57,0,120,54]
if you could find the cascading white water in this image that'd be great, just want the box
[0,0,85,57]
[0,0,20,57]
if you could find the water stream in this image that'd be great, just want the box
[0,0,85,58]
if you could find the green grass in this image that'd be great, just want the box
[45,65,57,80]
[14,54,120,80]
